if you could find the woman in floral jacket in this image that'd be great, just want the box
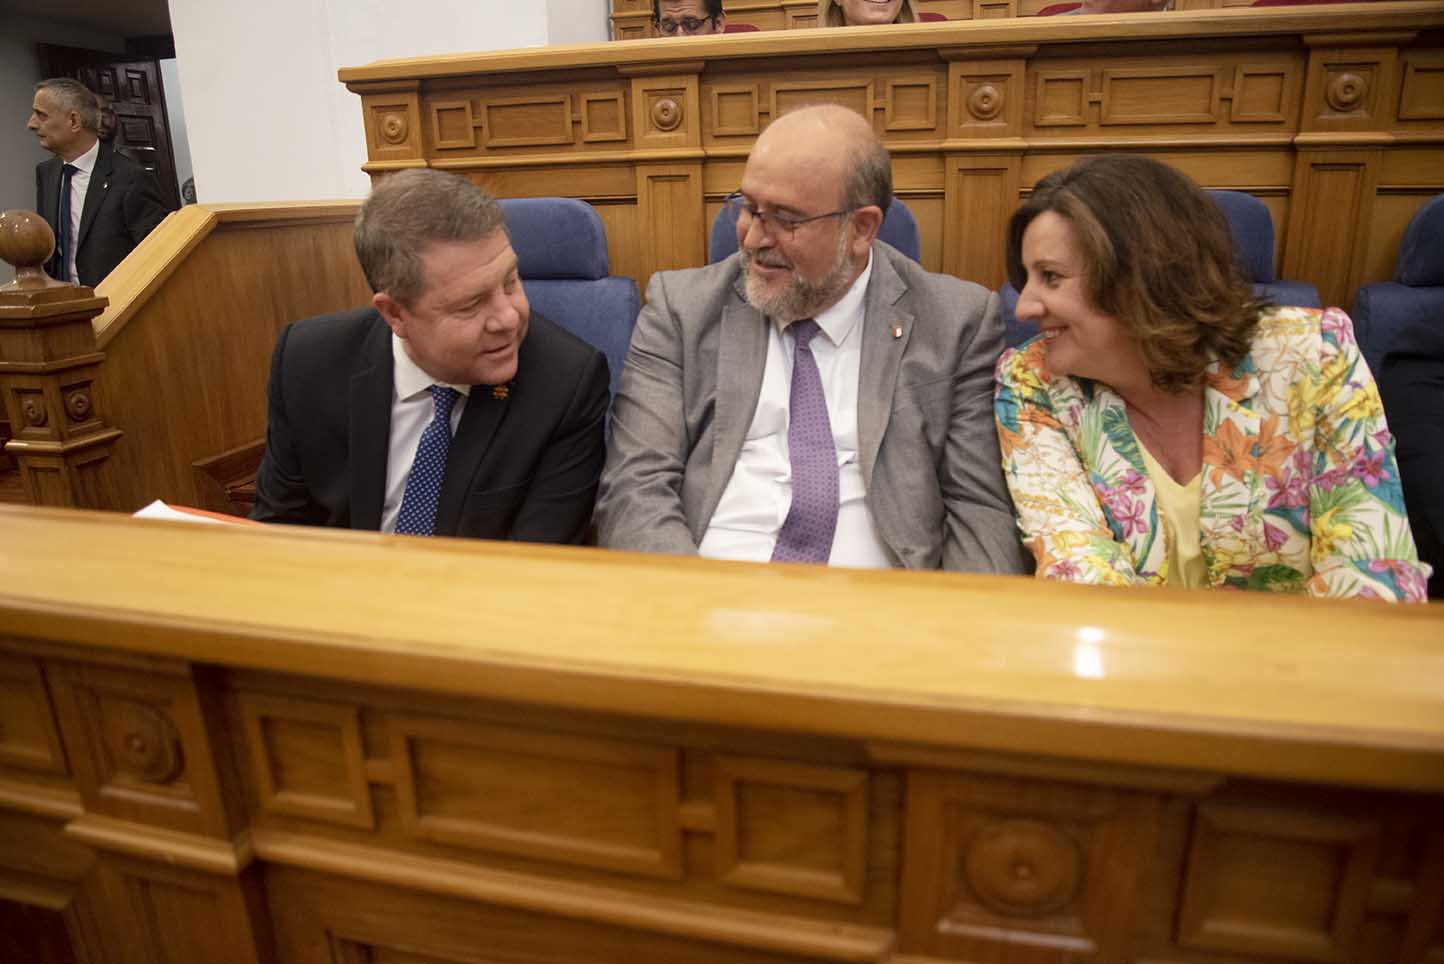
[993,155,1429,600]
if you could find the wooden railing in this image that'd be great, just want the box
[0,504,1440,963]
[0,203,369,513]
[608,0,1278,39]
[343,3,1444,309]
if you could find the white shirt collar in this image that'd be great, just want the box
[782,250,873,346]
[69,139,100,175]
[391,333,472,402]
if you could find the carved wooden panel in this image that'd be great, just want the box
[1101,67,1221,125]
[630,74,701,150]
[769,80,875,126]
[361,86,423,164]
[1302,46,1398,132]
[239,693,373,830]
[1401,832,1444,963]
[391,714,684,878]
[1283,149,1380,309]
[0,654,67,774]
[713,755,868,905]
[1177,802,1380,961]
[485,95,575,149]
[429,99,477,150]
[950,60,1025,138]
[884,78,939,133]
[943,155,1020,290]
[708,84,762,138]
[103,858,271,964]
[46,663,232,837]
[1231,64,1291,123]
[1034,70,1089,127]
[898,770,1158,961]
[1398,53,1444,122]
[581,92,629,143]
[638,164,705,274]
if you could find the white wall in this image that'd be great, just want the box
[168,0,600,205]
[159,58,195,201]
[0,16,126,283]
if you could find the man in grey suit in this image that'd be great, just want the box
[597,105,1028,573]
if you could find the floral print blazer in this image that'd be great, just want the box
[994,305,1430,601]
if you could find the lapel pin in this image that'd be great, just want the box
[891,324,904,339]
[492,385,510,400]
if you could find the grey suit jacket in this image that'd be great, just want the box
[597,243,1029,573]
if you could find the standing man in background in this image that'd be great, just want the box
[28,77,171,287]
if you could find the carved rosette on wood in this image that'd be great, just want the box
[0,210,121,507]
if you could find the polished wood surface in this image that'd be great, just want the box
[0,505,1441,963]
[344,4,1444,310]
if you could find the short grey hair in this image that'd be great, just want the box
[354,169,509,306]
[35,78,100,134]
[843,130,892,216]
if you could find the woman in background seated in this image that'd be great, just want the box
[817,0,920,26]
[994,155,1429,600]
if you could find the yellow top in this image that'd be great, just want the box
[1138,443,1208,589]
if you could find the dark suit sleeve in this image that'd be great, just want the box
[252,324,320,525]
[594,272,701,555]
[506,348,610,544]
[942,290,1032,574]
[1379,331,1444,598]
[121,165,172,245]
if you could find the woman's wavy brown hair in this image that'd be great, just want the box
[1005,155,1264,393]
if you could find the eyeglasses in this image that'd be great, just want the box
[655,15,716,34]
[723,191,855,240]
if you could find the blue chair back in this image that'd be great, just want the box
[499,197,639,400]
[708,198,922,264]
[1207,190,1321,309]
[1350,193,1444,374]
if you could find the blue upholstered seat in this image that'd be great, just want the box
[498,197,640,400]
[1350,193,1444,375]
[1001,190,1322,348]
[707,198,922,264]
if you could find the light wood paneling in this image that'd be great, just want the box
[343,5,1444,298]
[0,506,1440,963]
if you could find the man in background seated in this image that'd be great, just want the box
[253,170,609,543]
[653,0,726,35]
[28,78,171,287]
[598,105,1028,574]
[1378,316,1444,598]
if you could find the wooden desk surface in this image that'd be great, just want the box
[0,505,1440,791]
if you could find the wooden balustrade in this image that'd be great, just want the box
[0,202,369,514]
[343,3,1444,310]
[0,505,1440,963]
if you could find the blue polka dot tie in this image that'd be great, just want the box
[771,319,838,564]
[394,385,460,537]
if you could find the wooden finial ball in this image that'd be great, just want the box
[0,210,56,272]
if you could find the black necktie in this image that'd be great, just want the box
[54,163,78,283]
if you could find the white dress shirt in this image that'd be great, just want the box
[380,334,471,533]
[60,139,100,284]
[699,254,895,568]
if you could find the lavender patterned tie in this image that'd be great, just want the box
[771,319,839,564]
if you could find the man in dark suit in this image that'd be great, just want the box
[597,105,1028,573]
[1378,315,1444,599]
[29,78,171,287]
[252,169,610,544]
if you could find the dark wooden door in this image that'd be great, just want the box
[38,46,181,210]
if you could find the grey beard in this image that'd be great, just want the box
[741,232,855,323]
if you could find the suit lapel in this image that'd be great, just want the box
[698,281,769,529]
[857,252,912,486]
[348,320,394,530]
[75,143,114,251]
[433,381,509,537]
[1199,358,1263,586]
